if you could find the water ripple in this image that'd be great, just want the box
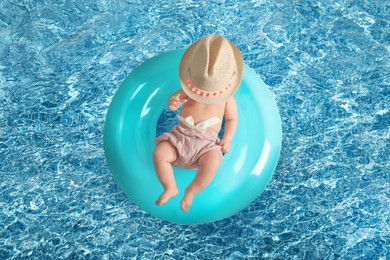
[0,0,389,259]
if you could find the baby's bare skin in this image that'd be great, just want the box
[153,89,238,212]
[179,93,225,133]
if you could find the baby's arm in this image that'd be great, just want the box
[220,96,238,153]
[168,89,188,110]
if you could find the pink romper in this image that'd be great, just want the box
[154,115,223,169]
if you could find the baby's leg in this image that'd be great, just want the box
[180,150,222,213]
[153,141,179,206]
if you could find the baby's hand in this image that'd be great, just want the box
[218,138,231,153]
[168,93,187,111]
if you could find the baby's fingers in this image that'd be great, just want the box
[176,93,188,103]
[172,100,180,107]
[219,140,227,146]
[169,104,179,110]
[175,93,182,102]
[220,142,230,153]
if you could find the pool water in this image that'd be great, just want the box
[1,0,389,258]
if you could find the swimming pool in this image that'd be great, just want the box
[1,0,389,258]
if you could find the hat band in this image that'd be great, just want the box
[187,69,236,98]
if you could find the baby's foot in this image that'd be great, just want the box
[155,188,179,206]
[180,190,195,213]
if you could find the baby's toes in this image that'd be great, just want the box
[180,193,194,213]
[180,200,190,213]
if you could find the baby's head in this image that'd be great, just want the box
[179,34,243,105]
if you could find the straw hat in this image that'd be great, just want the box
[179,34,244,104]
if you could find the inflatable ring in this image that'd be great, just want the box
[104,49,282,224]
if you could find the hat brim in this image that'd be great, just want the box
[179,37,244,105]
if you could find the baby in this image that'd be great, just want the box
[153,34,244,212]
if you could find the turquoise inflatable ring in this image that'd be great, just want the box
[104,49,282,224]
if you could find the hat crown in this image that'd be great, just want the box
[189,35,236,92]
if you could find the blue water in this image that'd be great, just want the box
[1,0,389,258]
